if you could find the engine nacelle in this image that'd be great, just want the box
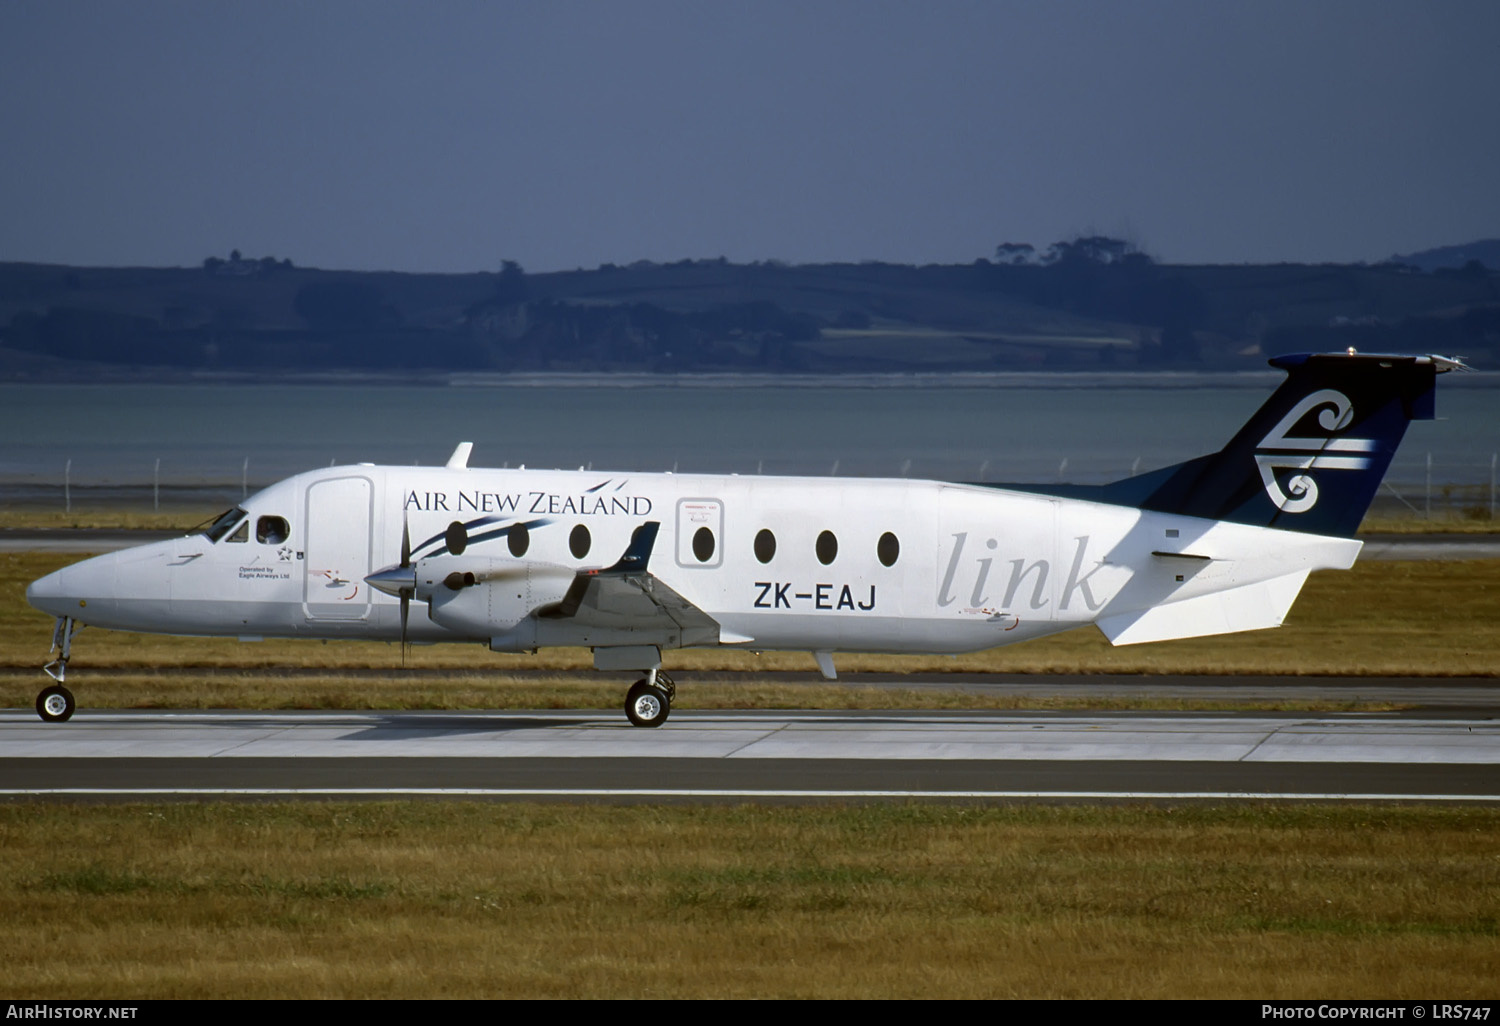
[419,556,575,636]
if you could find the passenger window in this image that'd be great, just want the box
[692,526,715,563]
[508,522,530,558]
[878,532,900,567]
[816,530,837,565]
[257,516,290,544]
[570,524,591,559]
[227,520,249,543]
[446,521,469,556]
[754,528,776,564]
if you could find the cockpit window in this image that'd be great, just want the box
[227,520,249,543]
[204,507,248,543]
[257,516,290,544]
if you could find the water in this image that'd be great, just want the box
[2,379,1496,510]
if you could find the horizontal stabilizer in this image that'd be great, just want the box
[1096,570,1310,646]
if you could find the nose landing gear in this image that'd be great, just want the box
[38,617,80,723]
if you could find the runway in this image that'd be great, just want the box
[3,707,1496,803]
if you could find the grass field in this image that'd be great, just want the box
[1,803,1495,999]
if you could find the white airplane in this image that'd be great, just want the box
[26,350,1462,726]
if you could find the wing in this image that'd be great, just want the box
[538,522,731,647]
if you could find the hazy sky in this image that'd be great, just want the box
[3,1,1498,273]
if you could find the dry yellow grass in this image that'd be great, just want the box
[0,509,220,531]
[1,803,1494,999]
[1358,514,1499,534]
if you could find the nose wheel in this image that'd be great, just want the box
[37,684,76,723]
[625,671,675,728]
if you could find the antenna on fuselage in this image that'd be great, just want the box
[446,442,474,470]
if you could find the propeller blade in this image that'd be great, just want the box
[400,589,410,667]
[401,511,412,667]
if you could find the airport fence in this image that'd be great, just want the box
[4,451,1497,523]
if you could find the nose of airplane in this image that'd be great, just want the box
[25,567,71,618]
[27,546,181,632]
[26,552,122,620]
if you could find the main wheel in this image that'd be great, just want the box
[36,684,75,723]
[625,679,671,728]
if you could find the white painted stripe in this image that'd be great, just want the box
[1309,454,1372,470]
[0,788,1495,801]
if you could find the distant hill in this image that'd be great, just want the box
[2,247,1497,378]
[1389,239,1500,273]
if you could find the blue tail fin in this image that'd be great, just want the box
[1096,352,1461,536]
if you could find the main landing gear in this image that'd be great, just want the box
[37,616,80,723]
[625,669,675,728]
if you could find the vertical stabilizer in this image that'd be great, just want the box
[1115,352,1460,537]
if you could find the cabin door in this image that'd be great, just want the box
[303,476,373,620]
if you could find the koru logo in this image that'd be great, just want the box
[1254,389,1375,513]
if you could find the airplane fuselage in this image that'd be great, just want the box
[28,463,1361,660]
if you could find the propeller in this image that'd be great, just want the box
[398,513,411,666]
[364,518,508,665]
[365,513,417,667]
